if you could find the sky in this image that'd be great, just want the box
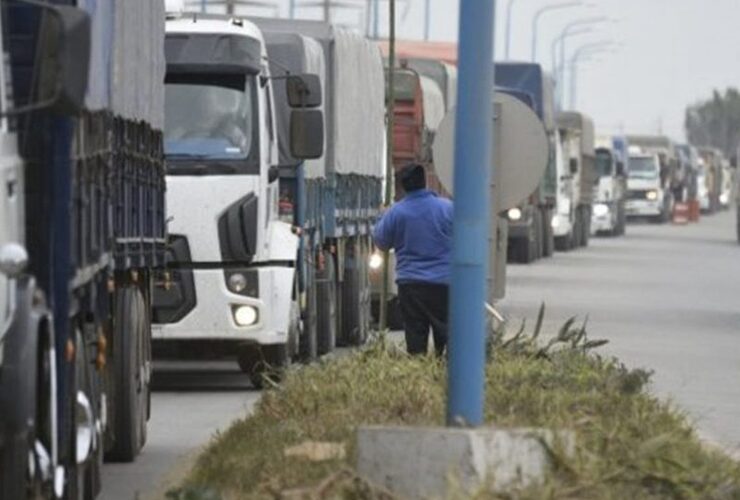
[223,0,740,141]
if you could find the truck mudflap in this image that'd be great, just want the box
[152,265,295,345]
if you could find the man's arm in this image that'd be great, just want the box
[372,207,395,251]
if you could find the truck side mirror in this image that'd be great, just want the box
[290,110,324,160]
[569,158,579,174]
[2,2,91,116]
[286,74,322,108]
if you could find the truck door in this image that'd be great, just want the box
[0,29,23,337]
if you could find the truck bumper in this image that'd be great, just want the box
[591,202,616,233]
[507,220,532,239]
[626,200,662,217]
[551,213,573,238]
[152,266,295,346]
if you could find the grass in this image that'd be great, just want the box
[168,307,740,499]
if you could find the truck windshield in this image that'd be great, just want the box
[164,75,257,168]
[595,151,613,177]
[628,157,659,179]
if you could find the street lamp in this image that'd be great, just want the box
[551,17,609,101]
[567,42,618,109]
[504,0,522,60]
[530,1,582,62]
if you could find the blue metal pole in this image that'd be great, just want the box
[447,0,496,427]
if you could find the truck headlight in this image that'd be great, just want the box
[720,193,729,205]
[646,190,659,201]
[228,273,248,293]
[551,214,559,229]
[507,207,522,221]
[369,252,383,270]
[233,305,259,327]
[593,203,610,217]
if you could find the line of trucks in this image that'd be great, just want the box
[0,1,737,498]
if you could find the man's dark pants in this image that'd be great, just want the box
[398,282,449,356]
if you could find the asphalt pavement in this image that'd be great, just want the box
[100,208,740,499]
[501,209,740,455]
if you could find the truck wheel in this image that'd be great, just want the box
[542,209,554,257]
[338,240,365,346]
[581,208,591,247]
[298,257,318,363]
[357,240,371,344]
[316,250,337,355]
[533,210,544,259]
[105,288,147,462]
[238,344,289,389]
[0,433,29,500]
[554,235,570,252]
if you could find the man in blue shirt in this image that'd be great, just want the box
[373,164,453,355]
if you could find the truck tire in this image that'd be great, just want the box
[554,235,570,252]
[533,210,544,260]
[542,209,555,257]
[316,250,337,356]
[105,288,147,462]
[338,240,367,346]
[238,344,290,389]
[0,433,28,500]
[581,208,591,247]
[298,256,318,363]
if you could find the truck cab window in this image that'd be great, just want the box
[164,74,260,173]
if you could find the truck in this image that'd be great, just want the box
[591,136,627,236]
[495,62,556,263]
[553,111,596,249]
[627,135,679,221]
[153,9,384,386]
[395,57,458,111]
[626,151,667,221]
[1,1,166,497]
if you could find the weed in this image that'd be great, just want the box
[175,308,740,499]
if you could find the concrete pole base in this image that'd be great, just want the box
[356,426,574,498]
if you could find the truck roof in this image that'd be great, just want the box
[494,62,555,131]
[558,111,595,156]
[165,12,265,41]
[252,17,385,178]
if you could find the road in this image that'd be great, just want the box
[100,362,261,499]
[101,209,739,499]
[501,209,740,454]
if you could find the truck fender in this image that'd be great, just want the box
[0,277,49,435]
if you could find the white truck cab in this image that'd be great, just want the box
[626,151,666,220]
[0,30,24,365]
[153,10,323,382]
[591,137,627,236]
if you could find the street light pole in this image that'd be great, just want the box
[424,0,431,41]
[379,0,396,330]
[504,0,519,60]
[550,26,592,75]
[448,0,496,426]
[552,17,608,103]
[531,1,581,62]
[568,42,614,108]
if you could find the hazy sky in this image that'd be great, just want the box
[238,0,740,141]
